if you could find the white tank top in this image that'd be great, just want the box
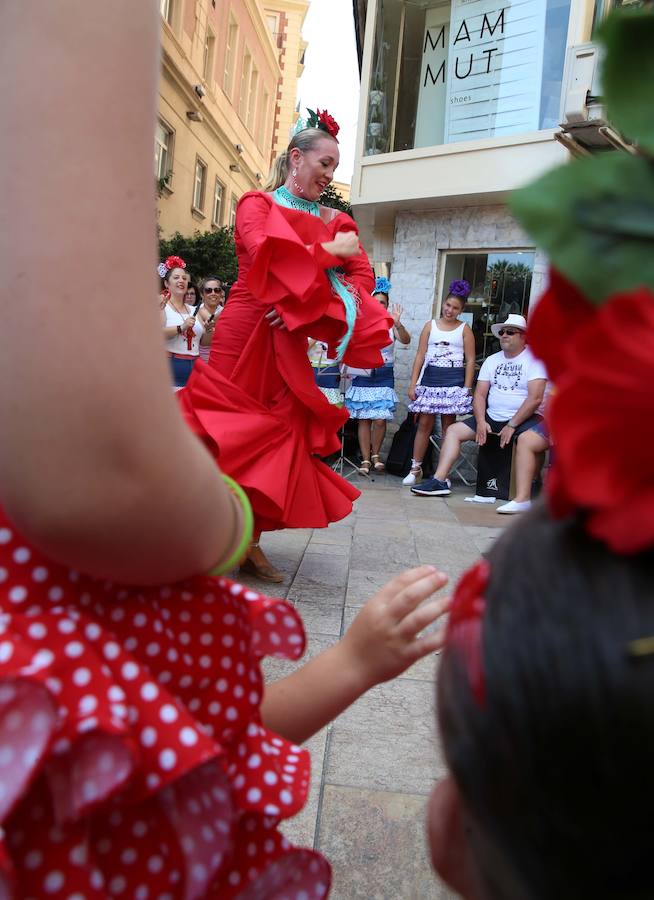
[164,303,204,356]
[425,320,465,366]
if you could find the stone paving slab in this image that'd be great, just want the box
[255,477,510,898]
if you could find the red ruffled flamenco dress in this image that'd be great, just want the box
[178,191,393,533]
[0,513,331,897]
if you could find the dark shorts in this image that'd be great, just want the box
[531,419,550,442]
[461,412,543,438]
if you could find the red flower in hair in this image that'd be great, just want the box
[316,109,340,139]
[447,560,490,705]
[165,255,186,271]
[535,275,654,552]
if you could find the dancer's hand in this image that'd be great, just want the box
[323,231,360,259]
[265,309,287,330]
[341,566,451,689]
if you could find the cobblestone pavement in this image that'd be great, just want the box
[238,473,511,899]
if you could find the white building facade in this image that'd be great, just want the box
[351,0,613,425]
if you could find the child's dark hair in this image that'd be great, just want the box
[438,502,654,899]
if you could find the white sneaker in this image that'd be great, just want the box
[402,466,422,486]
[497,499,532,515]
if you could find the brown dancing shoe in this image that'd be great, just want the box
[239,544,285,584]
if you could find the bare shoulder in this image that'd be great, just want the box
[318,205,344,224]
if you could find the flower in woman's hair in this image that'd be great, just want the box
[374,276,392,295]
[448,279,471,300]
[316,109,340,139]
[527,269,593,381]
[544,285,654,553]
[447,559,490,705]
[165,255,186,271]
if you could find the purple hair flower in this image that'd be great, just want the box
[448,279,471,300]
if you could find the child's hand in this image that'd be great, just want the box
[341,566,450,690]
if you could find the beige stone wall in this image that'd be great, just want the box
[264,0,309,162]
[156,0,281,238]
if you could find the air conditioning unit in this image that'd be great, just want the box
[560,42,603,126]
[556,42,633,155]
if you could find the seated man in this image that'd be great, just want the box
[411,314,547,503]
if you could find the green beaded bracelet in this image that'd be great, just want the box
[208,475,254,577]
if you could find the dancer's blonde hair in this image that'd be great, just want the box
[263,128,336,192]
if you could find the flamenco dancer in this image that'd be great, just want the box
[344,277,410,474]
[179,109,393,582]
[2,5,451,897]
[403,280,476,487]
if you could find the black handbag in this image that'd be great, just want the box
[385,413,434,477]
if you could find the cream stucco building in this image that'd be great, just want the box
[156,0,308,238]
[264,1,310,158]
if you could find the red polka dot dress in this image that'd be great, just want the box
[0,511,331,898]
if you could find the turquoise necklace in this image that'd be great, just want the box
[273,185,320,217]
[272,185,357,361]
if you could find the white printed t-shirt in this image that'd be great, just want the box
[478,347,547,422]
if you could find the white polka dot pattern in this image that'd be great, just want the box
[0,511,328,898]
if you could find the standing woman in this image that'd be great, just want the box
[403,280,475,486]
[159,256,205,389]
[345,278,410,474]
[197,276,225,364]
[179,110,393,581]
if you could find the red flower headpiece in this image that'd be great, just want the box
[157,255,186,278]
[446,559,490,706]
[529,271,654,554]
[305,107,340,140]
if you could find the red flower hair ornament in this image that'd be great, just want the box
[446,559,490,706]
[157,255,186,278]
[530,271,654,554]
[303,107,340,140]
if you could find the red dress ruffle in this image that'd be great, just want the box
[0,511,331,898]
[178,192,393,534]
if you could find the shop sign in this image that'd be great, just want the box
[443,0,546,143]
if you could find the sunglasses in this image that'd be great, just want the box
[204,287,222,294]
[497,328,521,336]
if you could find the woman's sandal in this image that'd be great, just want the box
[358,459,372,476]
[371,454,385,472]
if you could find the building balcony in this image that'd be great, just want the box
[351,0,607,225]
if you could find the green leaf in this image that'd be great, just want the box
[510,153,654,303]
[599,8,654,152]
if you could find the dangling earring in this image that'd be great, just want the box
[292,169,297,177]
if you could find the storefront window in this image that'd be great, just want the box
[439,251,535,363]
[365,0,572,155]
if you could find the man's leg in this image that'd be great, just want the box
[435,422,475,481]
[497,428,549,513]
[411,421,475,496]
[513,429,549,502]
